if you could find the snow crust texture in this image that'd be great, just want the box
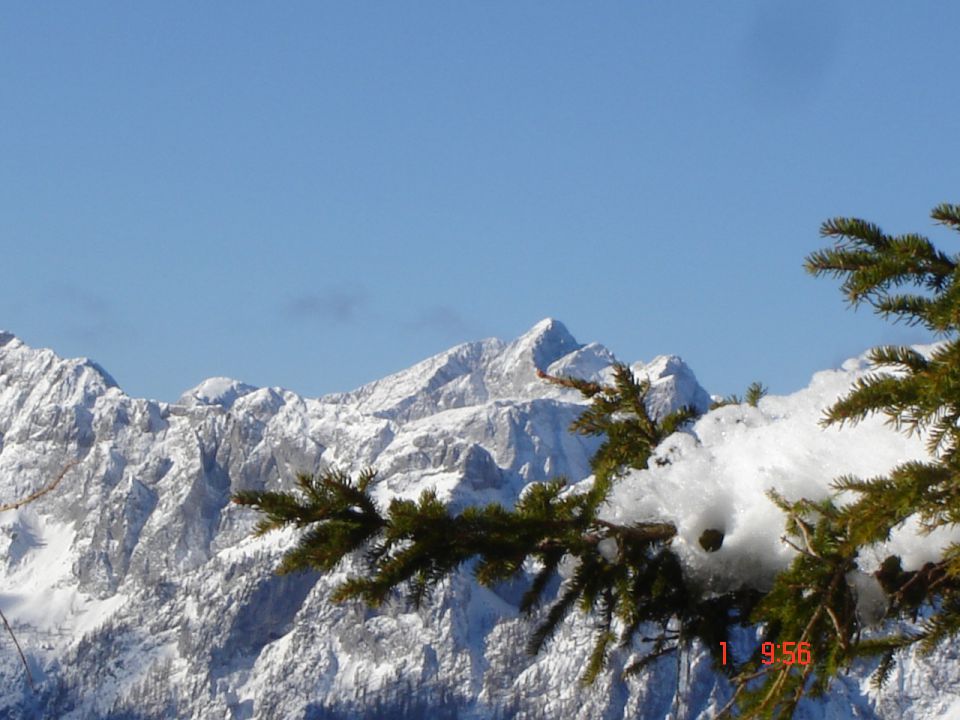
[0,320,957,719]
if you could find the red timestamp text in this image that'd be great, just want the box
[719,641,812,666]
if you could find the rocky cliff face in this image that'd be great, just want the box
[0,322,956,719]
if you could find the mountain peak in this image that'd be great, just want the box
[631,354,711,417]
[76,358,120,389]
[515,318,581,371]
[178,376,258,409]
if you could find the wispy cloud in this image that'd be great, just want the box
[405,305,469,335]
[59,286,112,316]
[53,284,130,343]
[741,2,840,104]
[285,288,367,324]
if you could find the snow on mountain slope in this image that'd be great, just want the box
[0,321,957,719]
[179,377,259,409]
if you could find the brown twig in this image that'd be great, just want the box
[795,518,821,559]
[715,665,778,718]
[0,607,35,691]
[1,460,77,691]
[892,560,949,606]
[825,605,848,649]
[595,519,677,542]
[781,536,819,559]
[0,460,77,512]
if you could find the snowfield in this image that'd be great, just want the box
[0,321,958,718]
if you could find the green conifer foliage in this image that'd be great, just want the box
[744,382,768,408]
[710,381,768,410]
[236,204,960,718]
[725,204,960,718]
[234,363,759,685]
[718,492,864,718]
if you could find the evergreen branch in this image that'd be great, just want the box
[823,605,847,650]
[872,649,896,690]
[794,516,820,559]
[535,368,605,397]
[866,345,929,373]
[660,405,700,436]
[594,519,676,543]
[715,665,778,718]
[872,295,937,326]
[819,217,888,249]
[520,550,564,614]
[918,594,960,654]
[932,203,960,232]
[527,578,583,655]
[808,212,957,319]
[621,640,679,678]
[581,629,615,686]
[744,381,768,407]
[780,536,817,559]
[819,373,919,429]
[710,394,741,410]
[233,210,960,718]
[710,381,767,410]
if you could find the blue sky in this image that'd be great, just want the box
[3,3,959,401]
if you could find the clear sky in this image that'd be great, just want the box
[3,3,959,402]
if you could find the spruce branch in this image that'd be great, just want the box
[740,203,960,715]
[710,381,768,410]
[236,203,960,715]
[234,361,711,686]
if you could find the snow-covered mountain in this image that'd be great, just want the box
[0,321,958,719]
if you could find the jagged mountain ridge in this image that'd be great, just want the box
[0,321,957,719]
[0,319,713,719]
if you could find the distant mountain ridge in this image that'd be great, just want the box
[0,321,956,719]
